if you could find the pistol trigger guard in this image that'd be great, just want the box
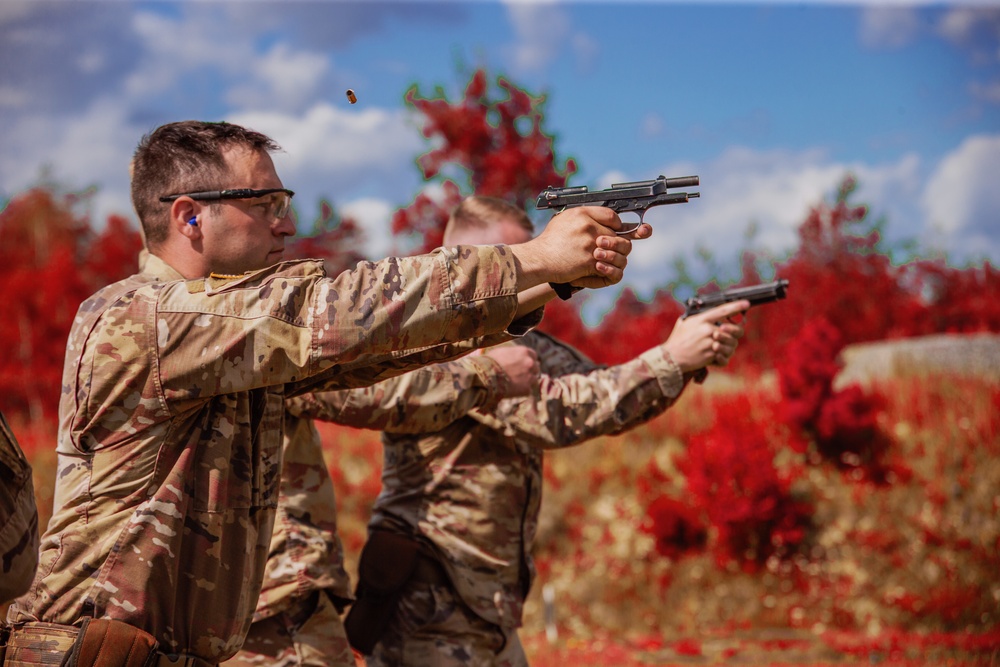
[614,208,647,236]
[616,220,642,236]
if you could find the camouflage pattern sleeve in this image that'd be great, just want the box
[155,246,520,402]
[470,332,686,450]
[0,411,39,604]
[286,354,510,434]
[284,305,544,396]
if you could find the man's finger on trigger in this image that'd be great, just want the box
[623,223,653,241]
[704,299,750,320]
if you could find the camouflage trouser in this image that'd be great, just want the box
[366,580,527,667]
[221,591,354,667]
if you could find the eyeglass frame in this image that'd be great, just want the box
[159,188,295,221]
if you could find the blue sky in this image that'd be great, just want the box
[1,1,998,308]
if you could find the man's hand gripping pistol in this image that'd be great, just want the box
[680,279,790,383]
[535,175,700,300]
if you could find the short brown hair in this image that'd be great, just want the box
[444,196,533,245]
[131,121,281,248]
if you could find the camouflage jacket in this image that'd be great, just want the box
[345,331,686,630]
[7,246,524,662]
[252,353,515,622]
[0,410,39,605]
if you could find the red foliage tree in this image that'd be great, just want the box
[285,199,367,277]
[0,189,142,422]
[904,259,1000,333]
[777,317,900,483]
[581,288,684,366]
[676,393,814,569]
[640,495,708,561]
[392,68,577,255]
[745,176,930,368]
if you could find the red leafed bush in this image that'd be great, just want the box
[0,188,141,421]
[529,298,595,357]
[758,177,931,353]
[285,200,367,276]
[776,317,845,432]
[591,289,685,366]
[640,495,708,560]
[672,637,703,656]
[390,181,463,255]
[777,317,898,482]
[393,68,577,256]
[677,394,814,568]
[898,258,1000,334]
[406,69,576,206]
[813,385,888,464]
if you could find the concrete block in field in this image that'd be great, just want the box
[835,333,1000,389]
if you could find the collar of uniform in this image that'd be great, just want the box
[201,259,328,295]
[139,251,186,283]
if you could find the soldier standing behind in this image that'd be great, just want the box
[336,196,748,666]
[3,121,639,667]
[227,196,745,666]
[222,346,542,667]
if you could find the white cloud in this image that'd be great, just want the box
[0,85,30,110]
[859,6,922,49]
[596,146,934,295]
[124,8,256,98]
[226,44,331,113]
[0,2,34,25]
[936,7,1000,46]
[970,79,1000,103]
[231,103,422,178]
[1,96,145,227]
[571,31,600,74]
[503,1,569,71]
[502,0,596,73]
[921,134,1000,261]
[341,197,396,259]
[227,102,426,238]
[640,112,665,139]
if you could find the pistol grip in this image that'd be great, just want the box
[549,282,583,300]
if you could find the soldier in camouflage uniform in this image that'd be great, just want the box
[3,121,641,667]
[223,347,541,667]
[331,197,747,666]
[0,410,39,606]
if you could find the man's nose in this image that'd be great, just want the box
[274,213,296,237]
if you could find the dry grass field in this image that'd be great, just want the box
[10,337,999,666]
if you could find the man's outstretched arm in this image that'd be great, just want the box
[286,345,540,434]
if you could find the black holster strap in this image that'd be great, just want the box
[343,530,423,655]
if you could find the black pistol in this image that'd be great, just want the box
[683,279,790,319]
[535,175,700,300]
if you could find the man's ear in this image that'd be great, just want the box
[170,198,202,240]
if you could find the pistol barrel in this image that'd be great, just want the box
[660,175,699,189]
[535,174,700,211]
[683,279,789,317]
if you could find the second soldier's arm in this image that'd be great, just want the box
[474,300,746,449]
[286,345,536,434]
[470,333,687,450]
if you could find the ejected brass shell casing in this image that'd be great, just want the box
[346,89,357,104]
